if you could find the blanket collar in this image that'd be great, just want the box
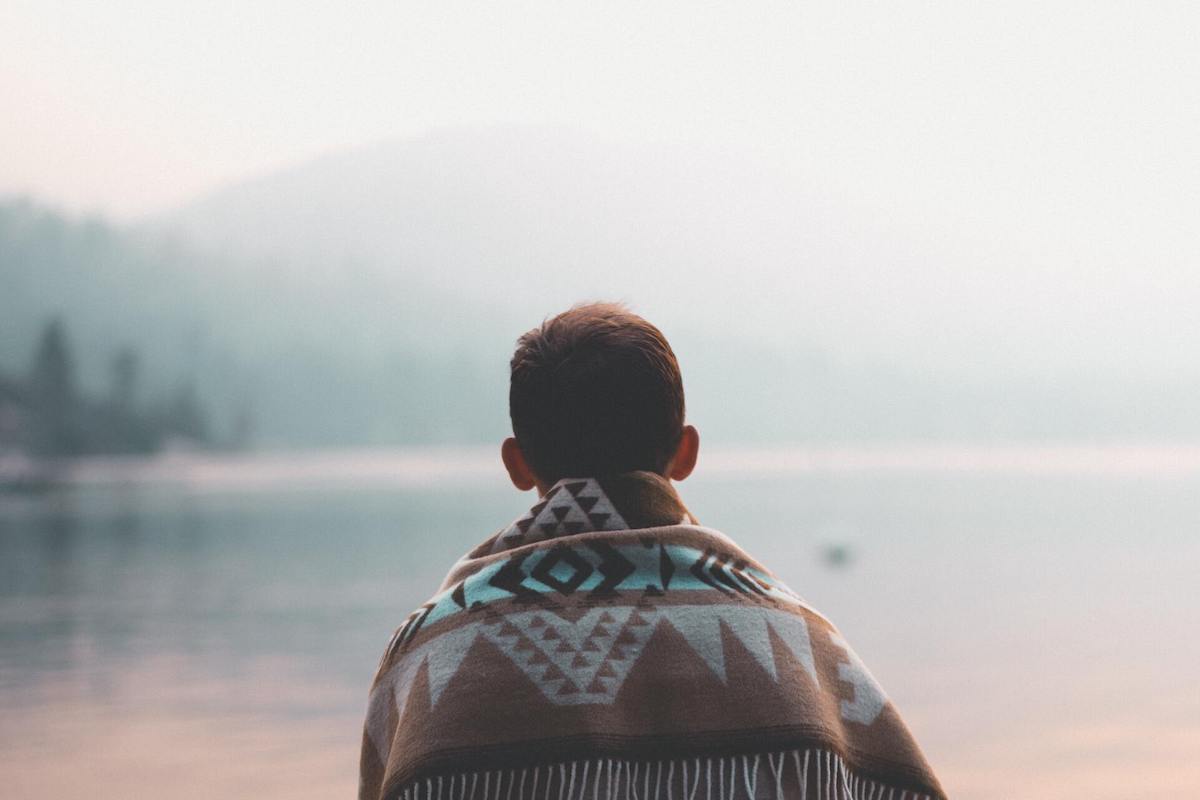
[487,470,697,555]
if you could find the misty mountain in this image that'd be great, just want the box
[155,125,1200,385]
[155,128,870,363]
[153,127,1200,443]
[4,127,1197,449]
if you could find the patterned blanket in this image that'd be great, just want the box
[360,472,945,800]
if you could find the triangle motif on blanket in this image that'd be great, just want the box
[480,605,662,704]
[493,478,629,552]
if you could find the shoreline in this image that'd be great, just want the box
[7,442,1200,492]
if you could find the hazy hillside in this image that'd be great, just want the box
[0,199,514,447]
[153,127,1200,443]
[4,128,1198,449]
[156,128,881,367]
[155,126,1200,385]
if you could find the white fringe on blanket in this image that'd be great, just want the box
[396,750,936,800]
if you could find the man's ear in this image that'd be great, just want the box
[501,437,539,492]
[666,424,699,482]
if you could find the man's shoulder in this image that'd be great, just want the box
[364,523,943,800]
[374,521,844,677]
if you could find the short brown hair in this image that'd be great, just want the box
[509,302,685,483]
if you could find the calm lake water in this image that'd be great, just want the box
[1,446,1198,799]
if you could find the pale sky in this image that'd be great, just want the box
[3,2,1200,378]
[2,1,1196,222]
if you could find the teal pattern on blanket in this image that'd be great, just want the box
[391,539,807,647]
[360,472,946,800]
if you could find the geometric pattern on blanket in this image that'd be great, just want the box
[483,607,655,703]
[391,539,807,649]
[360,472,946,800]
[481,605,824,704]
[491,478,629,552]
[370,603,848,744]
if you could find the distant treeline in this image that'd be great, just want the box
[0,198,508,449]
[5,197,1199,449]
[0,317,236,458]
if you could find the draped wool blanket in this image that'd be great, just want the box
[360,472,945,800]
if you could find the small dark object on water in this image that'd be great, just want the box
[820,543,854,569]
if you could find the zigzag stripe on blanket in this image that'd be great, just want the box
[396,751,935,800]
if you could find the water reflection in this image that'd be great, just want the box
[1,465,1199,799]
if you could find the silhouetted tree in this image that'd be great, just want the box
[27,317,83,456]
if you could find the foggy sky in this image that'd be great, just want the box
[3,2,1199,380]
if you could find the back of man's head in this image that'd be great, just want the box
[509,302,685,484]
